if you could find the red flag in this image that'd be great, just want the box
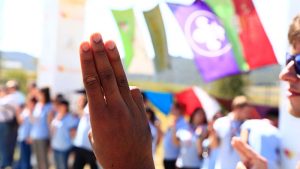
[175,87,221,121]
[175,88,202,116]
[232,0,277,69]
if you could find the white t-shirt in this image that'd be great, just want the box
[241,119,281,169]
[149,122,158,156]
[175,126,203,168]
[213,114,242,169]
[0,91,25,122]
[73,106,93,151]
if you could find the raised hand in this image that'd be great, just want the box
[232,137,267,169]
[79,33,155,169]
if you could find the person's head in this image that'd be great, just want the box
[265,108,279,127]
[56,98,69,114]
[76,89,87,110]
[279,13,300,117]
[189,107,207,127]
[26,96,38,110]
[27,81,38,95]
[171,102,186,118]
[53,93,65,111]
[37,87,51,104]
[145,107,156,125]
[6,80,19,93]
[231,96,252,121]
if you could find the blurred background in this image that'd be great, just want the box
[1,0,300,169]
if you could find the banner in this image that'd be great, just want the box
[144,90,173,115]
[175,86,221,120]
[144,5,170,72]
[112,9,135,69]
[231,0,277,69]
[168,0,241,82]
[205,0,249,71]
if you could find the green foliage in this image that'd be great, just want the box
[206,74,249,99]
[0,69,36,93]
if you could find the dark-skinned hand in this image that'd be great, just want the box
[79,33,155,169]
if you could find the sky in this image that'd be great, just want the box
[0,0,298,65]
[0,0,195,59]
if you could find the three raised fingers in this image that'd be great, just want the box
[89,33,123,105]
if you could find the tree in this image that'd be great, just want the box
[206,74,250,100]
[1,69,36,93]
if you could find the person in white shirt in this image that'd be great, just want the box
[232,12,300,169]
[73,105,99,169]
[240,108,281,169]
[0,80,25,168]
[213,96,252,169]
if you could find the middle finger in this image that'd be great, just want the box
[90,33,122,105]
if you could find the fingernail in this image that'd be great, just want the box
[81,43,90,52]
[107,42,115,50]
[92,33,102,43]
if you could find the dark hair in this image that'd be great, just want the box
[30,97,38,104]
[54,93,64,103]
[57,98,70,112]
[141,92,148,103]
[174,102,186,114]
[40,87,51,103]
[189,107,208,125]
[265,108,279,119]
[145,107,156,125]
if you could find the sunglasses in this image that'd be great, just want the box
[286,53,300,74]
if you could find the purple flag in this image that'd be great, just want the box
[168,0,241,82]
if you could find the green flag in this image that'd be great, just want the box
[112,9,135,69]
[206,0,249,71]
[144,5,170,72]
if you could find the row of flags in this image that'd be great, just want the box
[144,86,221,121]
[112,0,278,82]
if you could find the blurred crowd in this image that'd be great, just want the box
[0,79,281,169]
[143,93,280,169]
[0,80,99,169]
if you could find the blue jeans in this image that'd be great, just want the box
[0,122,18,169]
[53,149,70,169]
[15,141,32,169]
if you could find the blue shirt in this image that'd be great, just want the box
[176,125,204,168]
[73,106,93,151]
[30,102,53,139]
[163,117,188,160]
[17,108,32,141]
[51,113,79,151]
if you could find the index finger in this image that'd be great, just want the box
[232,137,256,161]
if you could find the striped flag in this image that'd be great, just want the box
[175,86,221,121]
[205,0,249,71]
